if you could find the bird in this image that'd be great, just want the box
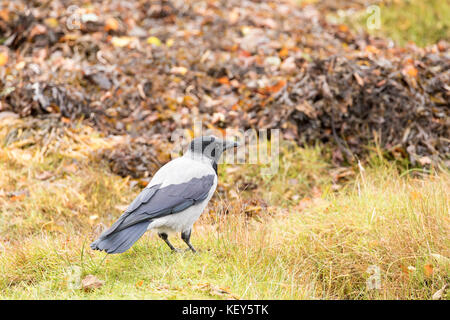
[90,135,239,254]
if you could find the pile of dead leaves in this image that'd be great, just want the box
[0,0,448,176]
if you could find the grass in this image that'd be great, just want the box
[327,0,450,47]
[0,117,448,299]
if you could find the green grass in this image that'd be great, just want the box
[328,0,450,47]
[0,118,448,299]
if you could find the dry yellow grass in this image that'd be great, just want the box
[0,117,448,299]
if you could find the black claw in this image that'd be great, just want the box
[158,232,178,252]
[181,229,197,253]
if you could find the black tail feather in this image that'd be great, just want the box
[90,220,151,254]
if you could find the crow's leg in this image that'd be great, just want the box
[158,232,178,252]
[181,229,197,253]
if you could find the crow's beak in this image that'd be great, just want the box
[222,139,240,151]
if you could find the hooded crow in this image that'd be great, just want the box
[90,135,239,254]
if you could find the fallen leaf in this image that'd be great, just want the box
[217,76,230,85]
[15,61,26,70]
[295,100,317,118]
[312,186,322,198]
[166,38,174,47]
[0,52,8,66]
[279,47,289,58]
[296,197,312,211]
[424,264,434,277]
[404,65,418,78]
[82,275,104,291]
[35,171,53,180]
[64,163,78,174]
[280,56,296,72]
[245,205,262,215]
[0,8,9,22]
[43,221,64,233]
[228,8,239,24]
[10,194,26,202]
[418,156,432,166]
[60,33,79,42]
[365,45,379,54]
[338,24,349,32]
[8,189,29,201]
[400,264,411,277]
[61,117,71,124]
[29,24,47,38]
[146,36,162,46]
[138,179,149,187]
[266,80,286,94]
[115,204,128,212]
[44,17,58,28]
[170,66,188,75]
[264,56,281,67]
[111,36,136,47]
[409,191,421,201]
[353,72,364,86]
[105,17,119,31]
[192,283,239,299]
[0,111,19,120]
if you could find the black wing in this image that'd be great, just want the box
[97,174,216,238]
